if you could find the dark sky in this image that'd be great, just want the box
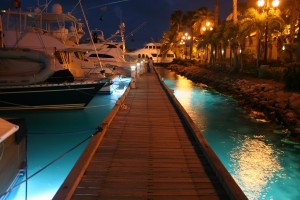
[0,0,232,50]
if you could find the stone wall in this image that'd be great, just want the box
[167,64,300,140]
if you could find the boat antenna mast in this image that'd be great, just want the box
[120,22,125,52]
[78,0,104,71]
[124,21,147,43]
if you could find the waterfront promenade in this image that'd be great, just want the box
[54,68,247,200]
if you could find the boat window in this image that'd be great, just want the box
[74,52,84,60]
[157,46,161,49]
[158,54,162,57]
[54,51,64,64]
[151,54,157,57]
[89,54,114,58]
[167,54,175,58]
[149,46,152,49]
[142,54,145,58]
[138,54,141,58]
[99,54,114,58]
[107,44,117,48]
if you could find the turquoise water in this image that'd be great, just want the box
[157,67,300,200]
[0,77,130,200]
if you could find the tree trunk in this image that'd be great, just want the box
[231,0,238,73]
[215,0,220,26]
[233,0,238,24]
[296,12,300,61]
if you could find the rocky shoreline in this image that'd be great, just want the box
[165,64,300,143]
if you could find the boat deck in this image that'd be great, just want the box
[54,68,247,200]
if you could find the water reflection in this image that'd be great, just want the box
[156,67,300,200]
[175,75,193,109]
[231,136,284,200]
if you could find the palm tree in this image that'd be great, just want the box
[291,0,300,61]
[170,10,184,33]
[240,7,284,68]
[192,7,214,62]
[215,0,220,26]
[297,12,300,61]
[160,10,184,57]
[182,11,195,59]
[239,8,265,68]
[233,0,238,24]
[231,0,238,73]
[192,7,213,37]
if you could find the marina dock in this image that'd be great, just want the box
[54,68,247,200]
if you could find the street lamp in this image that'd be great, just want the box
[257,0,280,64]
[201,21,213,32]
[181,32,191,59]
[200,21,213,63]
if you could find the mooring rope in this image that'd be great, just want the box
[0,127,101,199]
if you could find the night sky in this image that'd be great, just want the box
[0,0,232,50]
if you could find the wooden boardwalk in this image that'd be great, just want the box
[54,69,247,200]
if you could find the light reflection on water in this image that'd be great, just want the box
[157,67,300,200]
[231,136,284,200]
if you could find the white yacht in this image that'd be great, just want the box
[78,24,136,77]
[0,4,108,110]
[1,4,112,79]
[126,42,175,63]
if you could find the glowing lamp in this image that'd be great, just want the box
[258,0,265,7]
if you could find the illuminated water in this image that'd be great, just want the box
[1,68,300,200]
[0,77,131,200]
[156,67,300,200]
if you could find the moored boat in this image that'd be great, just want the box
[0,80,106,110]
[0,47,106,110]
[125,42,176,63]
[0,5,124,79]
[0,118,26,197]
[0,5,109,110]
[0,48,63,86]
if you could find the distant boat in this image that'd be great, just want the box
[0,118,26,197]
[125,42,176,63]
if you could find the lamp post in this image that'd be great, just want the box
[257,0,279,64]
[181,32,191,59]
[201,21,213,63]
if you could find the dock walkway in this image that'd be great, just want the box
[54,68,247,200]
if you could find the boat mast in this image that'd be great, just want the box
[78,0,104,71]
[119,22,125,52]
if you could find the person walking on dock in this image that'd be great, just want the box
[147,57,153,73]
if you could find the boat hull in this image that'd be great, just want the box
[0,118,26,196]
[0,82,105,110]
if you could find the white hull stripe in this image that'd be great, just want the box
[0,103,86,110]
[0,87,97,94]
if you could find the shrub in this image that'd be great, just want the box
[284,62,300,90]
[259,66,285,81]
